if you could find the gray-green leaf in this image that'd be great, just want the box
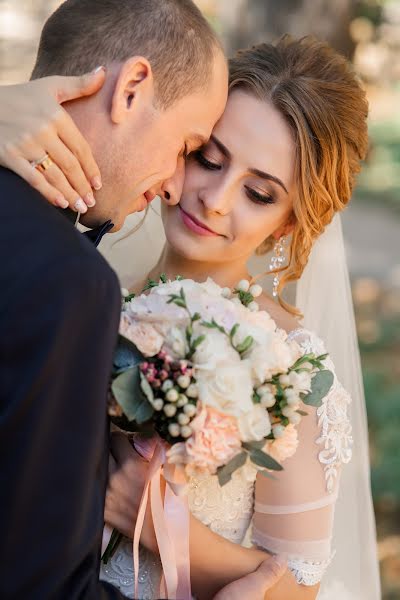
[111,367,154,424]
[217,451,247,486]
[249,448,283,471]
[302,370,334,407]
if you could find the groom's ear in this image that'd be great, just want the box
[110,57,155,124]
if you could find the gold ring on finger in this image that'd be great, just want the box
[30,153,54,173]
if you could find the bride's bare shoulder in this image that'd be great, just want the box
[258,294,300,334]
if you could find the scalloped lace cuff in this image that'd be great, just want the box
[288,553,335,586]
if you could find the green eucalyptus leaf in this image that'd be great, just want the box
[258,469,277,481]
[303,370,334,407]
[249,448,283,471]
[111,367,154,424]
[242,440,266,451]
[217,451,247,486]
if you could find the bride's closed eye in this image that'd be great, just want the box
[192,149,222,171]
[244,185,276,206]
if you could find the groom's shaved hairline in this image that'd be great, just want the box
[31,0,223,108]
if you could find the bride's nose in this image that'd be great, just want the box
[199,178,234,216]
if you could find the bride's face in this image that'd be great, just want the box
[161,90,297,264]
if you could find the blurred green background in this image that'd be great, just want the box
[1,1,399,597]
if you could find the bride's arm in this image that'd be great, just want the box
[106,436,319,600]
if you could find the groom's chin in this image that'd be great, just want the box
[80,211,121,233]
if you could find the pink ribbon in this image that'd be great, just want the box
[133,435,192,600]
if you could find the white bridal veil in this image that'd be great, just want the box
[100,206,381,599]
[296,214,381,599]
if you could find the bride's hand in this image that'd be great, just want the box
[0,68,105,212]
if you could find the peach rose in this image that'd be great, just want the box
[171,406,242,477]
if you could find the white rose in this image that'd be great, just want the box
[196,360,254,416]
[290,371,312,394]
[238,406,271,441]
[250,332,300,385]
[193,330,238,370]
[120,321,164,356]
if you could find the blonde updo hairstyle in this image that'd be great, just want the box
[228,36,369,315]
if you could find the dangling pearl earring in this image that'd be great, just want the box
[269,236,287,297]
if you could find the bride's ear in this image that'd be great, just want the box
[110,56,155,124]
[272,213,296,240]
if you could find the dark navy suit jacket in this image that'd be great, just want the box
[0,167,126,599]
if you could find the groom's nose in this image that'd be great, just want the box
[159,157,185,206]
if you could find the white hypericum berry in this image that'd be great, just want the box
[183,403,197,417]
[236,279,250,292]
[248,301,259,312]
[121,287,129,298]
[168,423,181,437]
[249,284,263,298]
[152,398,164,411]
[164,403,177,417]
[177,394,189,407]
[221,287,232,299]
[166,388,179,402]
[289,413,302,426]
[279,374,290,386]
[180,425,193,438]
[162,379,174,392]
[178,413,190,426]
[260,394,276,409]
[281,406,295,418]
[177,374,191,389]
[272,424,285,438]
[186,383,199,398]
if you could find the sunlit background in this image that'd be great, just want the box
[1,1,399,597]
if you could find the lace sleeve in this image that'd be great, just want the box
[252,330,353,586]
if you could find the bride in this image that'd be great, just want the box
[1,36,380,600]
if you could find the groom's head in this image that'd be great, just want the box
[32,0,228,230]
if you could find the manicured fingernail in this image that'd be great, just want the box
[74,198,87,213]
[92,176,102,190]
[85,191,96,207]
[55,195,68,209]
[93,65,106,74]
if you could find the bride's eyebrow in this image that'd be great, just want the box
[211,134,288,194]
[248,168,289,194]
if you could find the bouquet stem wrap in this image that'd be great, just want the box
[133,435,191,600]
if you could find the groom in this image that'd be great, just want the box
[0,1,284,598]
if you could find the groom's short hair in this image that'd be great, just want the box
[31,0,222,108]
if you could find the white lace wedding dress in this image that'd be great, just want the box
[100,329,353,599]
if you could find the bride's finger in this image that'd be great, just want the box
[56,110,102,192]
[4,155,69,209]
[44,135,96,209]
[18,138,88,213]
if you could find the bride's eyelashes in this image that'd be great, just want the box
[191,149,276,206]
[244,185,276,205]
[192,150,222,171]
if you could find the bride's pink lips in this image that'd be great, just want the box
[179,206,220,237]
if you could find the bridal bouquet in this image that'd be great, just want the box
[105,276,333,598]
[110,276,333,483]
